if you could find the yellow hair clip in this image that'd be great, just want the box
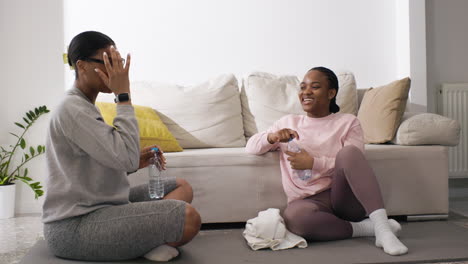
[62,53,74,70]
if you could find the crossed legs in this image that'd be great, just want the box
[130,178,201,261]
[283,145,408,255]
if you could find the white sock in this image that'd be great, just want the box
[144,245,179,262]
[351,218,402,237]
[369,209,408,256]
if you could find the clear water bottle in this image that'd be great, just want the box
[287,138,312,181]
[148,147,165,199]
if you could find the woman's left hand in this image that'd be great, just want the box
[285,149,314,170]
[139,145,167,170]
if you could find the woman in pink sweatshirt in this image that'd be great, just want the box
[245,67,408,256]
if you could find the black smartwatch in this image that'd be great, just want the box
[114,93,130,103]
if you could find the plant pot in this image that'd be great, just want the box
[0,183,16,219]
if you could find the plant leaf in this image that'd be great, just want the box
[29,111,36,119]
[15,122,25,129]
[24,154,30,160]
[9,132,19,138]
[0,176,12,185]
[35,189,44,199]
[23,117,30,124]
[16,176,32,181]
[30,146,35,156]
[24,168,28,177]
[35,108,39,115]
[37,146,42,154]
[20,138,26,149]
[26,112,32,121]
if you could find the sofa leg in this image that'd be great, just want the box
[406,214,449,221]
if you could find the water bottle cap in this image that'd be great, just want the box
[151,147,159,152]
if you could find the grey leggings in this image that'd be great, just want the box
[44,180,186,261]
[283,145,384,241]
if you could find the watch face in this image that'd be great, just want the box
[116,93,130,102]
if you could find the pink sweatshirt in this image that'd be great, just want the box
[245,113,364,203]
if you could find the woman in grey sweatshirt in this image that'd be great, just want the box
[42,31,201,262]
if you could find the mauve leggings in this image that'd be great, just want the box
[283,145,384,241]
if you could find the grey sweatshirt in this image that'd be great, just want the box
[42,87,140,223]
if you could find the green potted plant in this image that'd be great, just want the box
[0,105,50,219]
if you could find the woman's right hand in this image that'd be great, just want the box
[95,45,131,95]
[267,128,299,144]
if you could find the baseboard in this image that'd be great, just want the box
[15,200,43,215]
[406,214,449,221]
[449,175,468,179]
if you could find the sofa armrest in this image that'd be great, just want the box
[392,112,460,146]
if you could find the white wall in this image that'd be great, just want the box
[64,0,399,88]
[408,0,427,112]
[395,0,410,80]
[426,0,468,113]
[0,0,9,143]
[1,0,64,214]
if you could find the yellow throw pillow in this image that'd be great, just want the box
[357,77,411,144]
[96,102,183,152]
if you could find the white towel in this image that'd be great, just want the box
[243,208,308,250]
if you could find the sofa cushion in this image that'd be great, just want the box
[357,77,411,144]
[335,71,358,116]
[130,74,246,149]
[164,147,278,167]
[392,112,460,146]
[130,144,449,222]
[95,102,183,152]
[363,144,448,216]
[241,71,358,138]
[241,72,302,138]
[130,147,286,223]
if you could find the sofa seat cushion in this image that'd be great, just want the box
[130,145,448,223]
[364,144,448,216]
[165,147,279,167]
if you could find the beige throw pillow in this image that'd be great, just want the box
[357,77,411,144]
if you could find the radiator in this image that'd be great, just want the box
[439,83,468,178]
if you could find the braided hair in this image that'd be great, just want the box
[309,66,340,113]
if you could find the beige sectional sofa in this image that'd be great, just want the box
[107,72,460,223]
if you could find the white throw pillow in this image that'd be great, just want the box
[129,74,246,148]
[336,71,358,116]
[241,71,358,138]
[241,72,303,138]
[392,112,460,146]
